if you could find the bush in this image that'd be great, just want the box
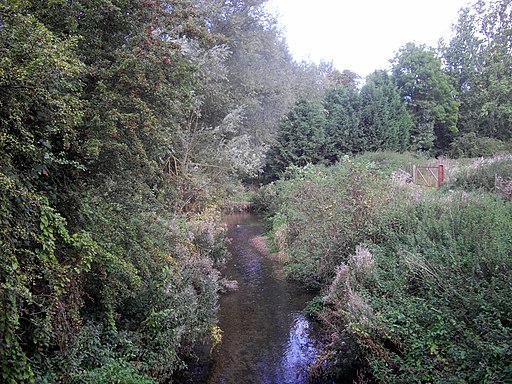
[251,182,280,213]
[450,132,511,158]
[81,359,158,384]
[320,190,512,383]
[453,154,512,193]
[267,160,395,288]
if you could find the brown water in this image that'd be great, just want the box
[183,212,320,384]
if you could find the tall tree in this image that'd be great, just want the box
[199,0,308,168]
[443,0,512,142]
[359,70,412,152]
[265,99,326,179]
[392,42,459,152]
[1,1,228,382]
[323,85,362,160]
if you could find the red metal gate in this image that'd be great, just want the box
[413,165,444,188]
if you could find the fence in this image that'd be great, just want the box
[412,164,444,188]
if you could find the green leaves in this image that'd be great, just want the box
[267,159,391,287]
[391,43,459,152]
[1,0,230,381]
[0,8,84,159]
[359,70,412,153]
[443,0,512,144]
[323,86,362,159]
[265,99,327,179]
[265,74,413,179]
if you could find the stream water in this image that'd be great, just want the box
[183,212,320,383]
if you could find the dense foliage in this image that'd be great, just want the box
[260,154,512,383]
[391,43,460,152]
[263,0,512,179]
[264,78,413,180]
[3,0,512,382]
[264,100,327,177]
[0,0,320,382]
[443,0,512,144]
[359,71,412,153]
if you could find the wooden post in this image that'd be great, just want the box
[413,164,417,185]
[438,164,444,187]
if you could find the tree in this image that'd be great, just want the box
[359,70,412,152]
[391,42,459,152]
[443,0,512,142]
[323,85,362,160]
[1,1,227,382]
[199,0,308,168]
[265,100,326,179]
[324,67,361,89]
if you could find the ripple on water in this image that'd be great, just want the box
[279,313,319,383]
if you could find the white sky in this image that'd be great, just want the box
[266,0,473,78]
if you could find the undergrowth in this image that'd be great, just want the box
[262,152,512,383]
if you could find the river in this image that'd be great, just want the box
[182,212,320,383]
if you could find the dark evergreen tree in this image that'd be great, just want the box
[323,86,362,160]
[359,70,412,152]
[265,100,326,179]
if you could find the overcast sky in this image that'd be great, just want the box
[266,0,473,78]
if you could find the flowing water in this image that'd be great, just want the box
[183,212,320,384]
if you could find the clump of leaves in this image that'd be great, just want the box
[267,159,394,288]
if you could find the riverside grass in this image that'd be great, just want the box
[260,153,512,383]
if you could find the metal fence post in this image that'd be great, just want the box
[438,164,444,188]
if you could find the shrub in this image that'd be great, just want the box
[251,182,280,213]
[80,359,158,384]
[268,160,395,288]
[320,190,512,383]
[453,153,512,192]
[450,132,511,158]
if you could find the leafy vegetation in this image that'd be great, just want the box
[0,0,321,382]
[263,0,512,181]
[3,0,512,382]
[391,42,460,152]
[262,154,512,383]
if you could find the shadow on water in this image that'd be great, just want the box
[182,212,321,384]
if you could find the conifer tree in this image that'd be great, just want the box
[323,86,362,160]
[359,70,412,152]
[265,100,326,179]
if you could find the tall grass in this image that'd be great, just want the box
[451,153,512,196]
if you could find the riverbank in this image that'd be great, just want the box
[257,154,512,383]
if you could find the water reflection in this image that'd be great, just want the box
[281,313,318,382]
[188,213,320,384]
